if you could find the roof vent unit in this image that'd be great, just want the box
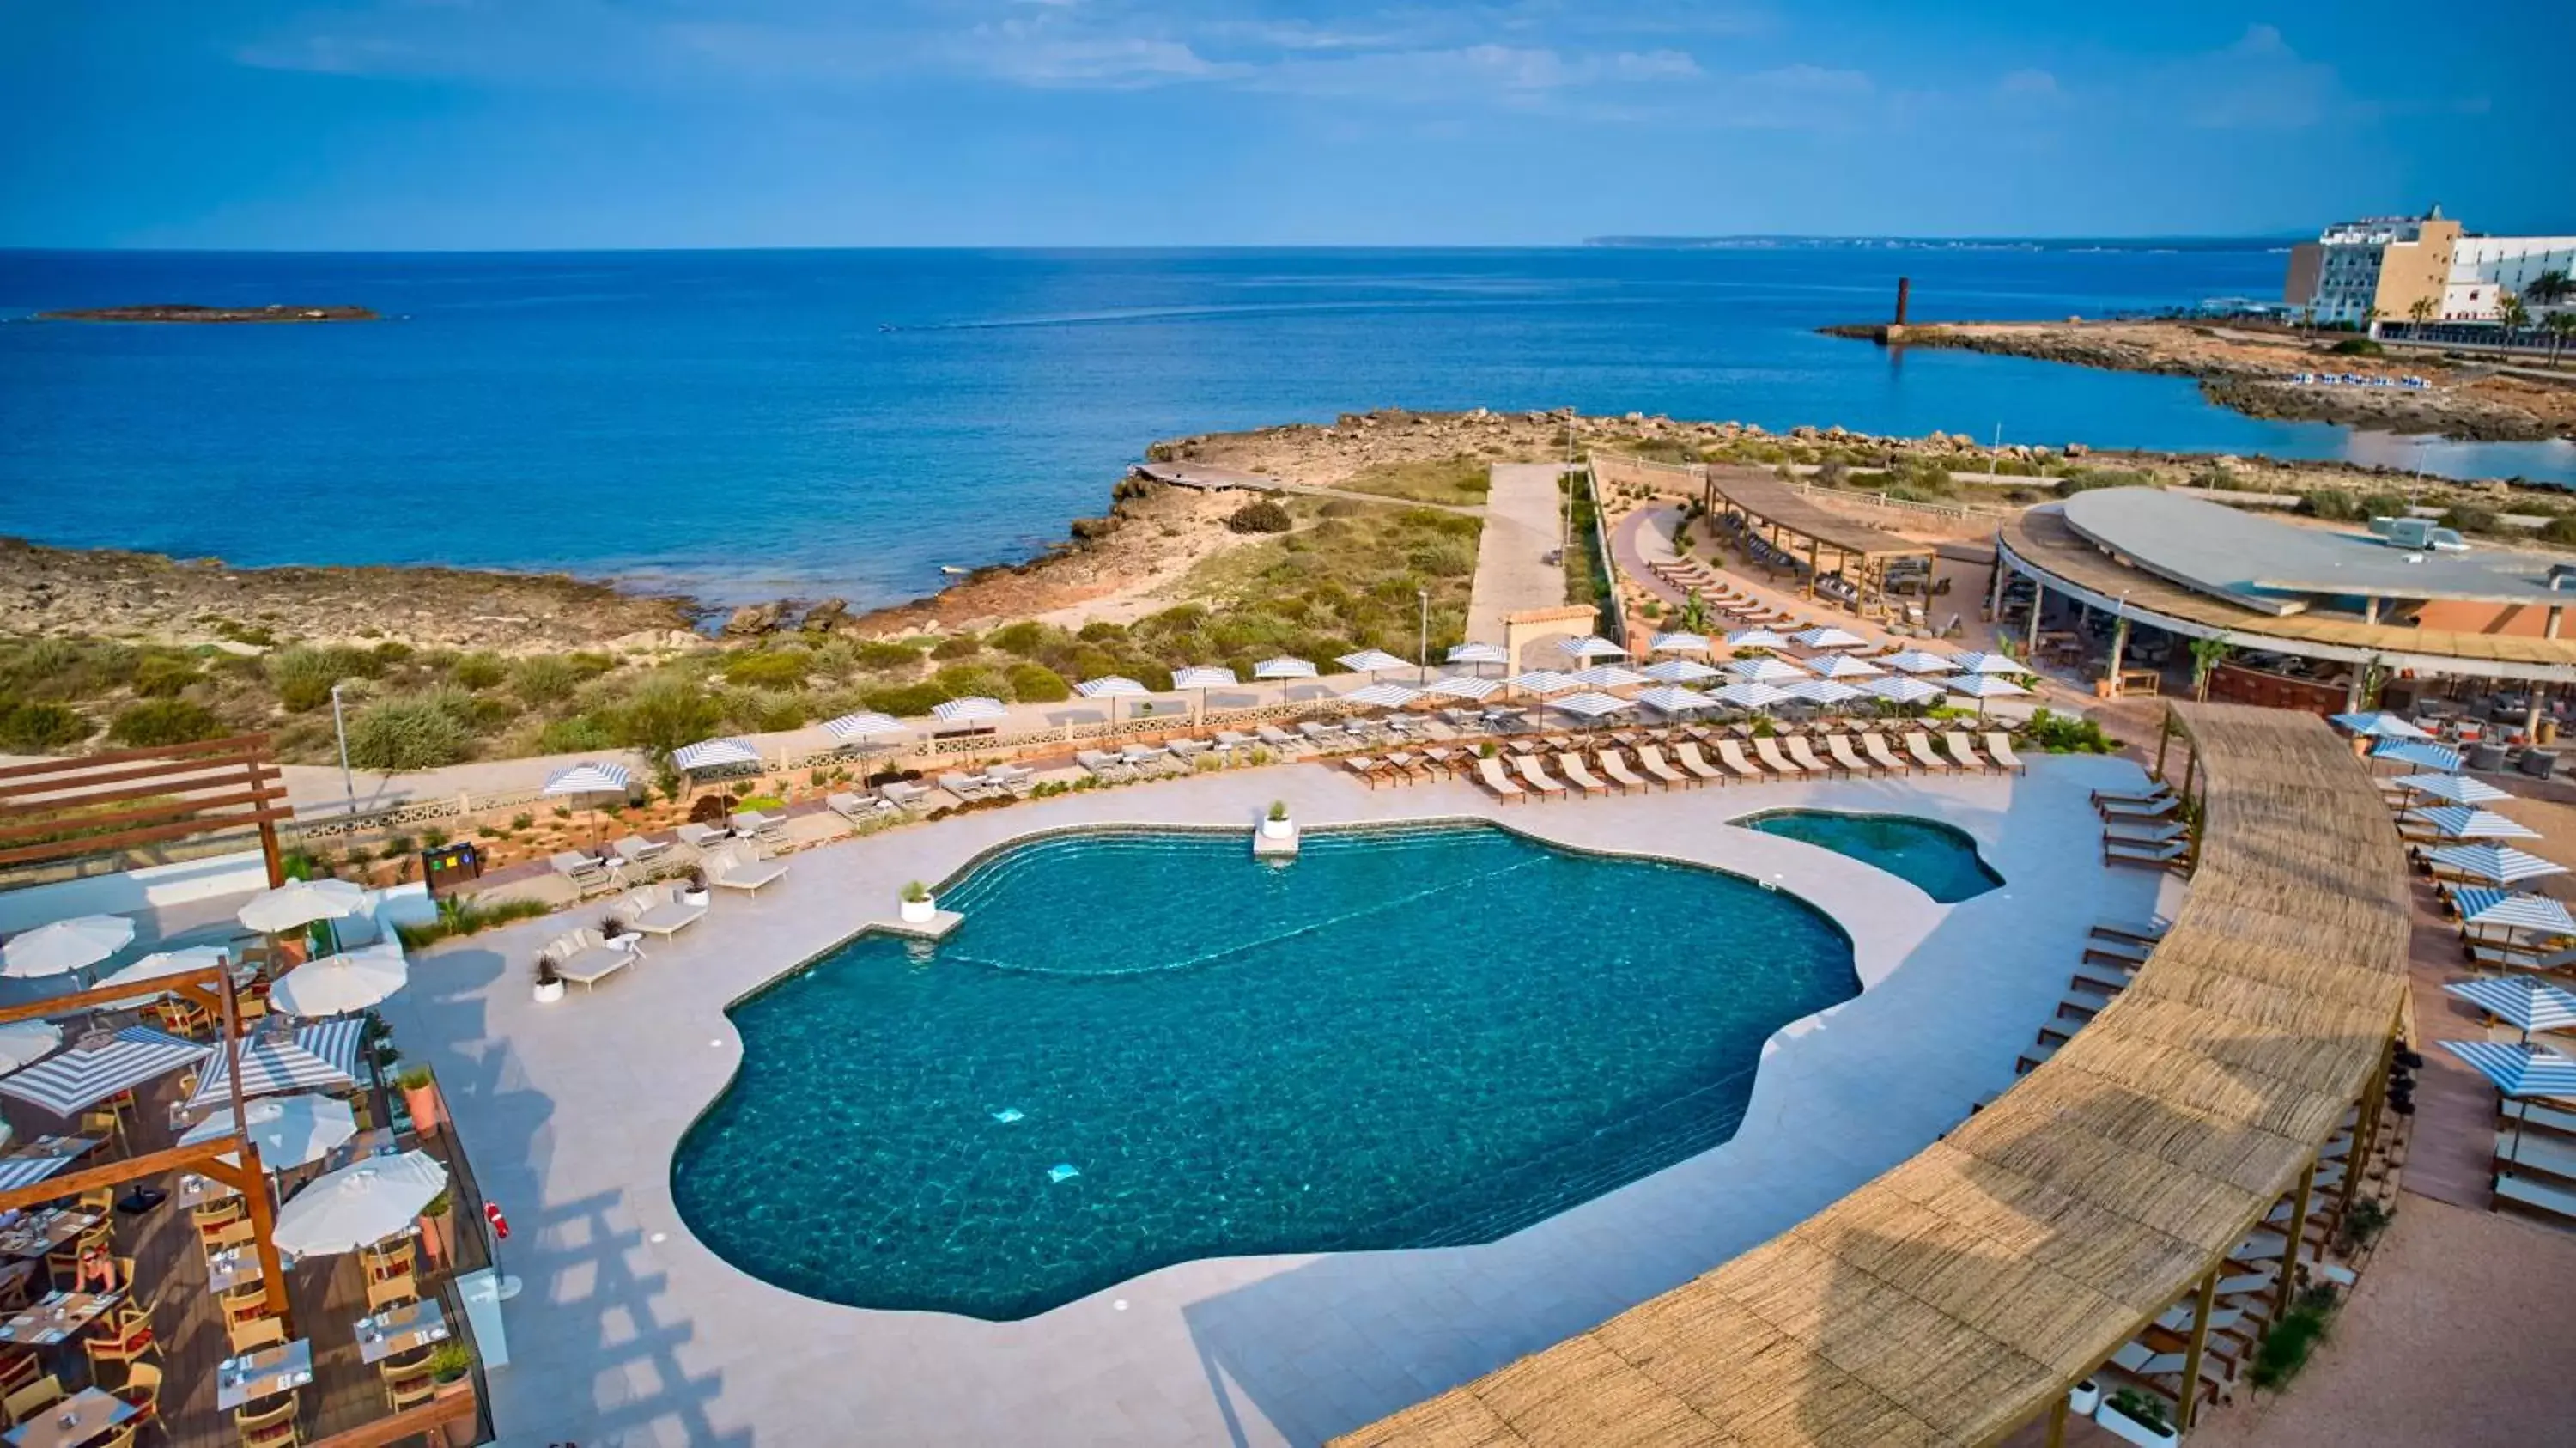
[2375,517,2468,553]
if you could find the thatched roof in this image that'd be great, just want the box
[1697,465,1939,562]
[1337,703,2409,1448]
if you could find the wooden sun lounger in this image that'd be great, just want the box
[1598,751,1655,793]
[2083,936,2154,967]
[1557,753,1611,796]
[1784,735,1838,776]
[2092,784,2171,805]
[1826,734,1872,774]
[1862,733,1911,773]
[1477,756,1528,803]
[2105,837,2189,869]
[2105,820,2188,845]
[2099,794,2180,821]
[1636,745,1692,788]
[1668,742,1727,783]
[1942,733,1992,773]
[1904,733,1954,771]
[1713,739,1767,781]
[2467,941,2576,973]
[1983,732,2027,774]
[1753,736,1807,775]
[1344,757,1388,788]
[2091,919,2167,946]
[1513,755,1568,799]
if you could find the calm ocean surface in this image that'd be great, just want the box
[4,246,2572,606]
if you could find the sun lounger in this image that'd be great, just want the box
[549,851,623,900]
[731,810,787,844]
[1903,733,1954,771]
[1168,738,1209,764]
[2098,794,2179,821]
[2468,941,2576,973]
[705,842,790,892]
[2082,936,2154,966]
[2104,837,2189,869]
[1297,721,1344,747]
[1784,736,1838,776]
[1214,729,1256,753]
[1666,742,1725,784]
[612,834,675,873]
[1942,733,1991,773]
[611,882,707,937]
[939,771,1004,801]
[1345,756,1389,788]
[1824,734,1871,775]
[878,780,933,811]
[828,791,895,825]
[675,823,729,851]
[2014,1038,2059,1074]
[1636,745,1692,788]
[538,928,639,990]
[1598,751,1654,793]
[1862,733,1911,773]
[1557,753,1611,795]
[2105,819,2188,845]
[2091,919,2166,946]
[1476,756,1527,803]
[2092,784,2171,806]
[1983,732,2027,774]
[985,764,1037,795]
[1752,736,1805,775]
[1512,755,1568,799]
[1075,750,1133,782]
[1257,723,1302,751]
[1713,739,1767,782]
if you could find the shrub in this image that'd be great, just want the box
[853,641,923,671]
[2439,505,2500,536]
[108,698,222,746]
[130,654,198,698]
[508,655,581,709]
[344,695,474,770]
[1003,662,1070,703]
[726,689,808,733]
[2543,515,2576,548]
[2328,337,2384,356]
[264,647,349,713]
[985,621,1050,655]
[723,648,811,688]
[393,897,550,950]
[615,677,723,766]
[2250,1289,2336,1390]
[1226,499,1293,534]
[2020,708,2115,754]
[534,715,615,754]
[0,700,91,751]
[931,633,981,660]
[2300,489,2360,521]
[447,652,507,690]
[1408,538,1476,577]
[2057,468,2154,496]
[858,683,949,718]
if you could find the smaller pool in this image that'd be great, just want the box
[1741,810,2004,903]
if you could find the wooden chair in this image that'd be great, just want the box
[204,1218,258,1255]
[0,1350,35,1398]
[79,1110,125,1151]
[77,1186,118,1217]
[380,1356,436,1412]
[2,1373,63,1427]
[365,1271,418,1313]
[114,1360,161,1426]
[46,1222,109,1290]
[363,1240,417,1282]
[227,1312,288,1356]
[233,1392,301,1448]
[83,1297,158,1379]
[91,1424,139,1448]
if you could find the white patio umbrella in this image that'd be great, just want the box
[240,877,368,957]
[2331,711,2433,741]
[1571,665,1650,691]
[1508,670,1579,697]
[1649,632,1712,654]
[669,737,760,773]
[1423,673,1501,702]
[96,945,230,1009]
[268,944,410,1019]
[1074,676,1148,725]
[2392,773,2509,806]
[1255,656,1320,680]
[2445,976,2576,1044]
[1643,658,1722,684]
[1,915,136,981]
[1343,682,1423,710]
[1334,649,1409,678]
[543,761,633,849]
[1550,691,1633,726]
[182,1092,359,1171]
[1948,651,2034,676]
[1728,656,1808,684]
[1807,654,1886,680]
[1724,628,1788,650]
[1791,626,1865,650]
[930,697,1007,725]
[1558,636,1627,662]
[1881,649,1959,675]
[0,1022,62,1075]
[1711,681,1790,711]
[1786,678,1862,708]
[2426,844,2567,888]
[2411,806,2540,842]
[1443,642,1506,672]
[1636,685,1716,715]
[270,1149,450,1256]
[1863,676,1947,707]
[1947,674,2033,715]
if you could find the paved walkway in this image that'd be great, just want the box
[1465,464,1568,645]
[389,753,2155,1446]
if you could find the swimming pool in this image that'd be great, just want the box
[1740,810,2005,903]
[671,823,1859,1319]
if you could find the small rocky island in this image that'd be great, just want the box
[34,303,378,324]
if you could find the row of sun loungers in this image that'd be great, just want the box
[536,840,795,995]
[1470,729,2023,803]
[2093,782,2191,871]
[2015,919,2166,1075]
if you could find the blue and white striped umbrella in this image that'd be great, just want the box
[543,762,631,797]
[1643,658,1722,684]
[2442,1040,2576,1098]
[1571,664,1650,690]
[1343,682,1423,709]
[187,1017,366,1111]
[1807,654,1886,680]
[2332,711,2434,741]
[670,738,760,772]
[1728,656,1808,684]
[1711,681,1790,710]
[1442,643,1505,668]
[0,1142,93,1194]
[2445,976,2576,1040]
[1863,676,1947,706]
[931,696,1007,723]
[821,711,908,741]
[1074,676,1147,700]
[1649,631,1712,654]
[1170,666,1237,691]
[2372,739,2461,772]
[1947,674,2033,701]
[1791,626,1866,651]
[1948,651,2034,676]
[1787,678,1863,706]
[1423,673,1501,702]
[0,1025,209,1118]
[1255,656,1320,679]
[2427,844,2567,886]
[2393,772,2508,806]
[1558,636,1628,661]
[1881,649,1960,675]
[1724,628,1789,649]
[1550,691,1633,721]
[1636,685,1717,715]
[2412,806,2539,841]
[1509,670,1580,696]
[1335,649,1411,675]
[2453,888,2576,935]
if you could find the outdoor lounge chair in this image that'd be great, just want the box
[1297,721,1345,747]
[2104,837,2189,869]
[1983,732,2028,774]
[878,780,933,811]
[1257,724,1302,751]
[1418,746,1459,778]
[2091,784,2171,806]
[985,764,1037,795]
[1942,733,1993,773]
[1344,757,1390,788]
[1167,739,1210,764]
[1861,733,1911,773]
[1075,750,1133,782]
[2098,793,2179,821]
[1667,742,1726,783]
[828,792,895,825]
[1712,739,1768,782]
[675,822,730,851]
[1556,753,1611,796]
[1634,746,1691,788]
[1512,755,1568,799]
[1783,736,1838,776]
[1753,736,1807,775]
[549,851,623,900]
[538,928,638,990]
[1825,734,1872,775]
[1476,756,1527,804]
[612,834,676,873]
[2091,919,2167,946]
[2082,935,2154,968]
[731,810,788,845]
[1598,751,1655,793]
[939,771,1004,802]
[704,842,791,892]
[1214,729,1256,753]
[1895,733,1950,771]
[2105,819,2187,845]
[2467,942,2576,973]
[611,882,708,937]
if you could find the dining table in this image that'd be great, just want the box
[354,1297,450,1365]
[2,1388,137,1448]
[216,1337,313,1411]
[0,1289,123,1348]
[0,1212,101,1263]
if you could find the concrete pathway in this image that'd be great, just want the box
[1465,464,1568,644]
[387,753,2156,1446]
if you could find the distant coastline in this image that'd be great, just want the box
[33,303,378,324]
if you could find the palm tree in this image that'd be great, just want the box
[2497,290,2531,345]
[2189,636,2234,701]
[2407,296,2435,337]
[2546,311,2576,367]
[2529,270,2574,307]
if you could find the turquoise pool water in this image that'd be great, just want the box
[1741,811,2004,903]
[671,824,1858,1320]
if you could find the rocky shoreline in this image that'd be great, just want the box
[32,304,378,324]
[1820,319,2576,445]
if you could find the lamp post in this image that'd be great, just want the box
[330,683,356,818]
[1418,589,1431,684]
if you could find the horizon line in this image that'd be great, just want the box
[0,233,2315,258]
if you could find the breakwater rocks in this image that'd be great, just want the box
[33,304,379,324]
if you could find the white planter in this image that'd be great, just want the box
[2094,1401,2178,1446]
[532,979,565,1005]
[2067,1381,2101,1418]
[680,889,711,909]
[1261,816,1293,839]
[900,896,937,924]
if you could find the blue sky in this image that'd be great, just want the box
[0,1,2560,249]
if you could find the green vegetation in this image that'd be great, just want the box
[0,700,91,750]
[1151,493,1481,671]
[1225,498,1294,533]
[2020,708,2116,754]
[2299,488,2410,523]
[2328,337,2385,356]
[1333,456,1492,506]
[2250,1284,2341,1391]
[108,698,222,746]
[344,691,477,770]
[2105,1388,2172,1433]
[393,895,552,951]
[1562,472,1612,624]
[2057,467,2156,495]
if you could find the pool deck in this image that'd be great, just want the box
[389,753,2164,1446]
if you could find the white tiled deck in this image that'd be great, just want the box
[387,754,2162,1446]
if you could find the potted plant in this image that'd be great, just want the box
[899,880,936,924]
[2095,1387,2178,1445]
[677,866,712,910]
[417,1187,456,1270]
[427,1341,477,1445]
[2067,1378,2102,1417]
[395,1063,443,1140]
[1262,800,1293,839]
[532,956,565,1006]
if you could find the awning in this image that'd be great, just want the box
[0,1025,210,1118]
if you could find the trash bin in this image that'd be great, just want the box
[422,841,483,895]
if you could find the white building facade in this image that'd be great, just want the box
[2443,235,2576,319]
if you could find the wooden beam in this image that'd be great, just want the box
[0,782,291,846]
[0,803,299,867]
[0,1137,242,1216]
[0,754,275,802]
[0,734,271,782]
[2274,1151,2320,1326]
[0,964,230,1029]
[307,1380,477,1448]
[2044,1392,2068,1448]
[2175,1266,2221,1433]
[0,764,283,815]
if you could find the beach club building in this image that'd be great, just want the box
[2283,204,2576,326]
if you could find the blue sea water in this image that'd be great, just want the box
[4,245,2572,607]
[668,824,1856,1319]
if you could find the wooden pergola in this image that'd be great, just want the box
[1699,465,1937,611]
[0,734,291,885]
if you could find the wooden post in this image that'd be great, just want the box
[2044,1392,2068,1448]
[1805,538,1820,599]
[213,970,294,1329]
[2154,711,2173,783]
[2340,1024,2397,1220]
[2275,1151,2321,1325]
[2180,727,2199,806]
[2175,1266,2221,1433]
[2107,615,2131,694]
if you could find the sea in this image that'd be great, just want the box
[4,245,2573,608]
